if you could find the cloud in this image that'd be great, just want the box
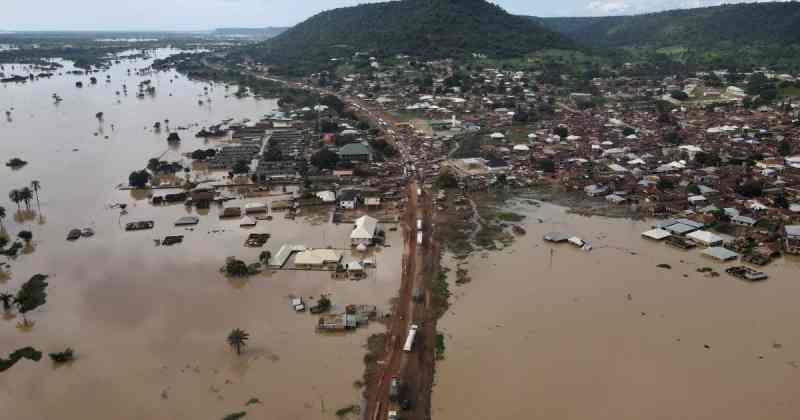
[586,1,634,15]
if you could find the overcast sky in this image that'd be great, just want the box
[0,0,787,31]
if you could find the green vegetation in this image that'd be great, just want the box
[435,171,459,189]
[0,347,42,373]
[17,231,33,243]
[335,405,360,418]
[49,348,75,364]
[430,269,451,319]
[536,2,800,72]
[227,328,250,355]
[237,0,574,76]
[128,170,151,189]
[14,274,49,326]
[496,212,525,222]
[311,149,339,170]
[5,157,28,168]
[221,412,247,420]
[435,333,446,360]
[222,258,250,277]
[232,160,250,174]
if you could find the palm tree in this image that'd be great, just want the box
[0,293,12,311]
[30,181,41,208]
[227,328,249,355]
[8,189,22,210]
[19,187,33,210]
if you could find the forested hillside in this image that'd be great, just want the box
[237,0,575,75]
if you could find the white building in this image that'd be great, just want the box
[351,215,379,246]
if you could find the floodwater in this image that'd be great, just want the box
[434,199,800,420]
[0,51,401,419]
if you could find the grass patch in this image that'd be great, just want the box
[335,405,360,418]
[222,412,247,420]
[430,268,451,318]
[496,212,525,222]
[657,264,672,269]
[435,333,446,360]
[455,267,471,285]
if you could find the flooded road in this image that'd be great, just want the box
[434,199,800,420]
[0,52,401,419]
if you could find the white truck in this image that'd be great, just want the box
[403,324,419,352]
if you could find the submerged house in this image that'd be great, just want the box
[294,249,342,269]
[786,225,800,255]
[351,215,378,246]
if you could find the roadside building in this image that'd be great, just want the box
[338,190,359,209]
[338,142,373,162]
[642,228,671,241]
[351,215,379,246]
[732,215,758,227]
[294,249,342,269]
[786,225,800,255]
[702,246,739,261]
[686,230,724,247]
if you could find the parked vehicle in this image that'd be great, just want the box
[403,324,419,352]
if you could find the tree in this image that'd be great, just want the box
[622,127,636,137]
[19,187,33,210]
[227,328,250,355]
[232,160,250,174]
[17,231,32,243]
[259,251,271,265]
[657,178,675,190]
[736,180,763,198]
[670,90,689,101]
[686,183,701,195]
[0,347,42,373]
[0,293,13,311]
[774,194,789,209]
[553,126,568,138]
[49,348,75,364]
[0,206,6,230]
[14,274,49,326]
[538,159,556,173]
[311,149,339,170]
[9,189,22,210]
[778,139,792,156]
[147,158,161,171]
[30,180,41,208]
[434,171,458,189]
[223,258,249,277]
[512,109,529,123]
[128,170,151,188]
[317,295,332,312]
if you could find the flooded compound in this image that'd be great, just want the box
[434,199,800,420]
[0,51,401,419]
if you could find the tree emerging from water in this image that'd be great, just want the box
[227,328,250,355]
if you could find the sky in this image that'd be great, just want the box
[0,0,790,31]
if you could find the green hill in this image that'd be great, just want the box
[239,0,575,75]
[534,2,800,70]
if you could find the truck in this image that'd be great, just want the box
[416,218,423,231]
[412,287,423,303]
[389,377,400,402]
[416,231,423,245]
[388,410,399,420]
[403,324,419,352]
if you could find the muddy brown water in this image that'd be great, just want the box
[1,51,401,419]
[434,199,800,420]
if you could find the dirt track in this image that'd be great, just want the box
[363,178,441,420]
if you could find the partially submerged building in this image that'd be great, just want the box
[351,215,379,246]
